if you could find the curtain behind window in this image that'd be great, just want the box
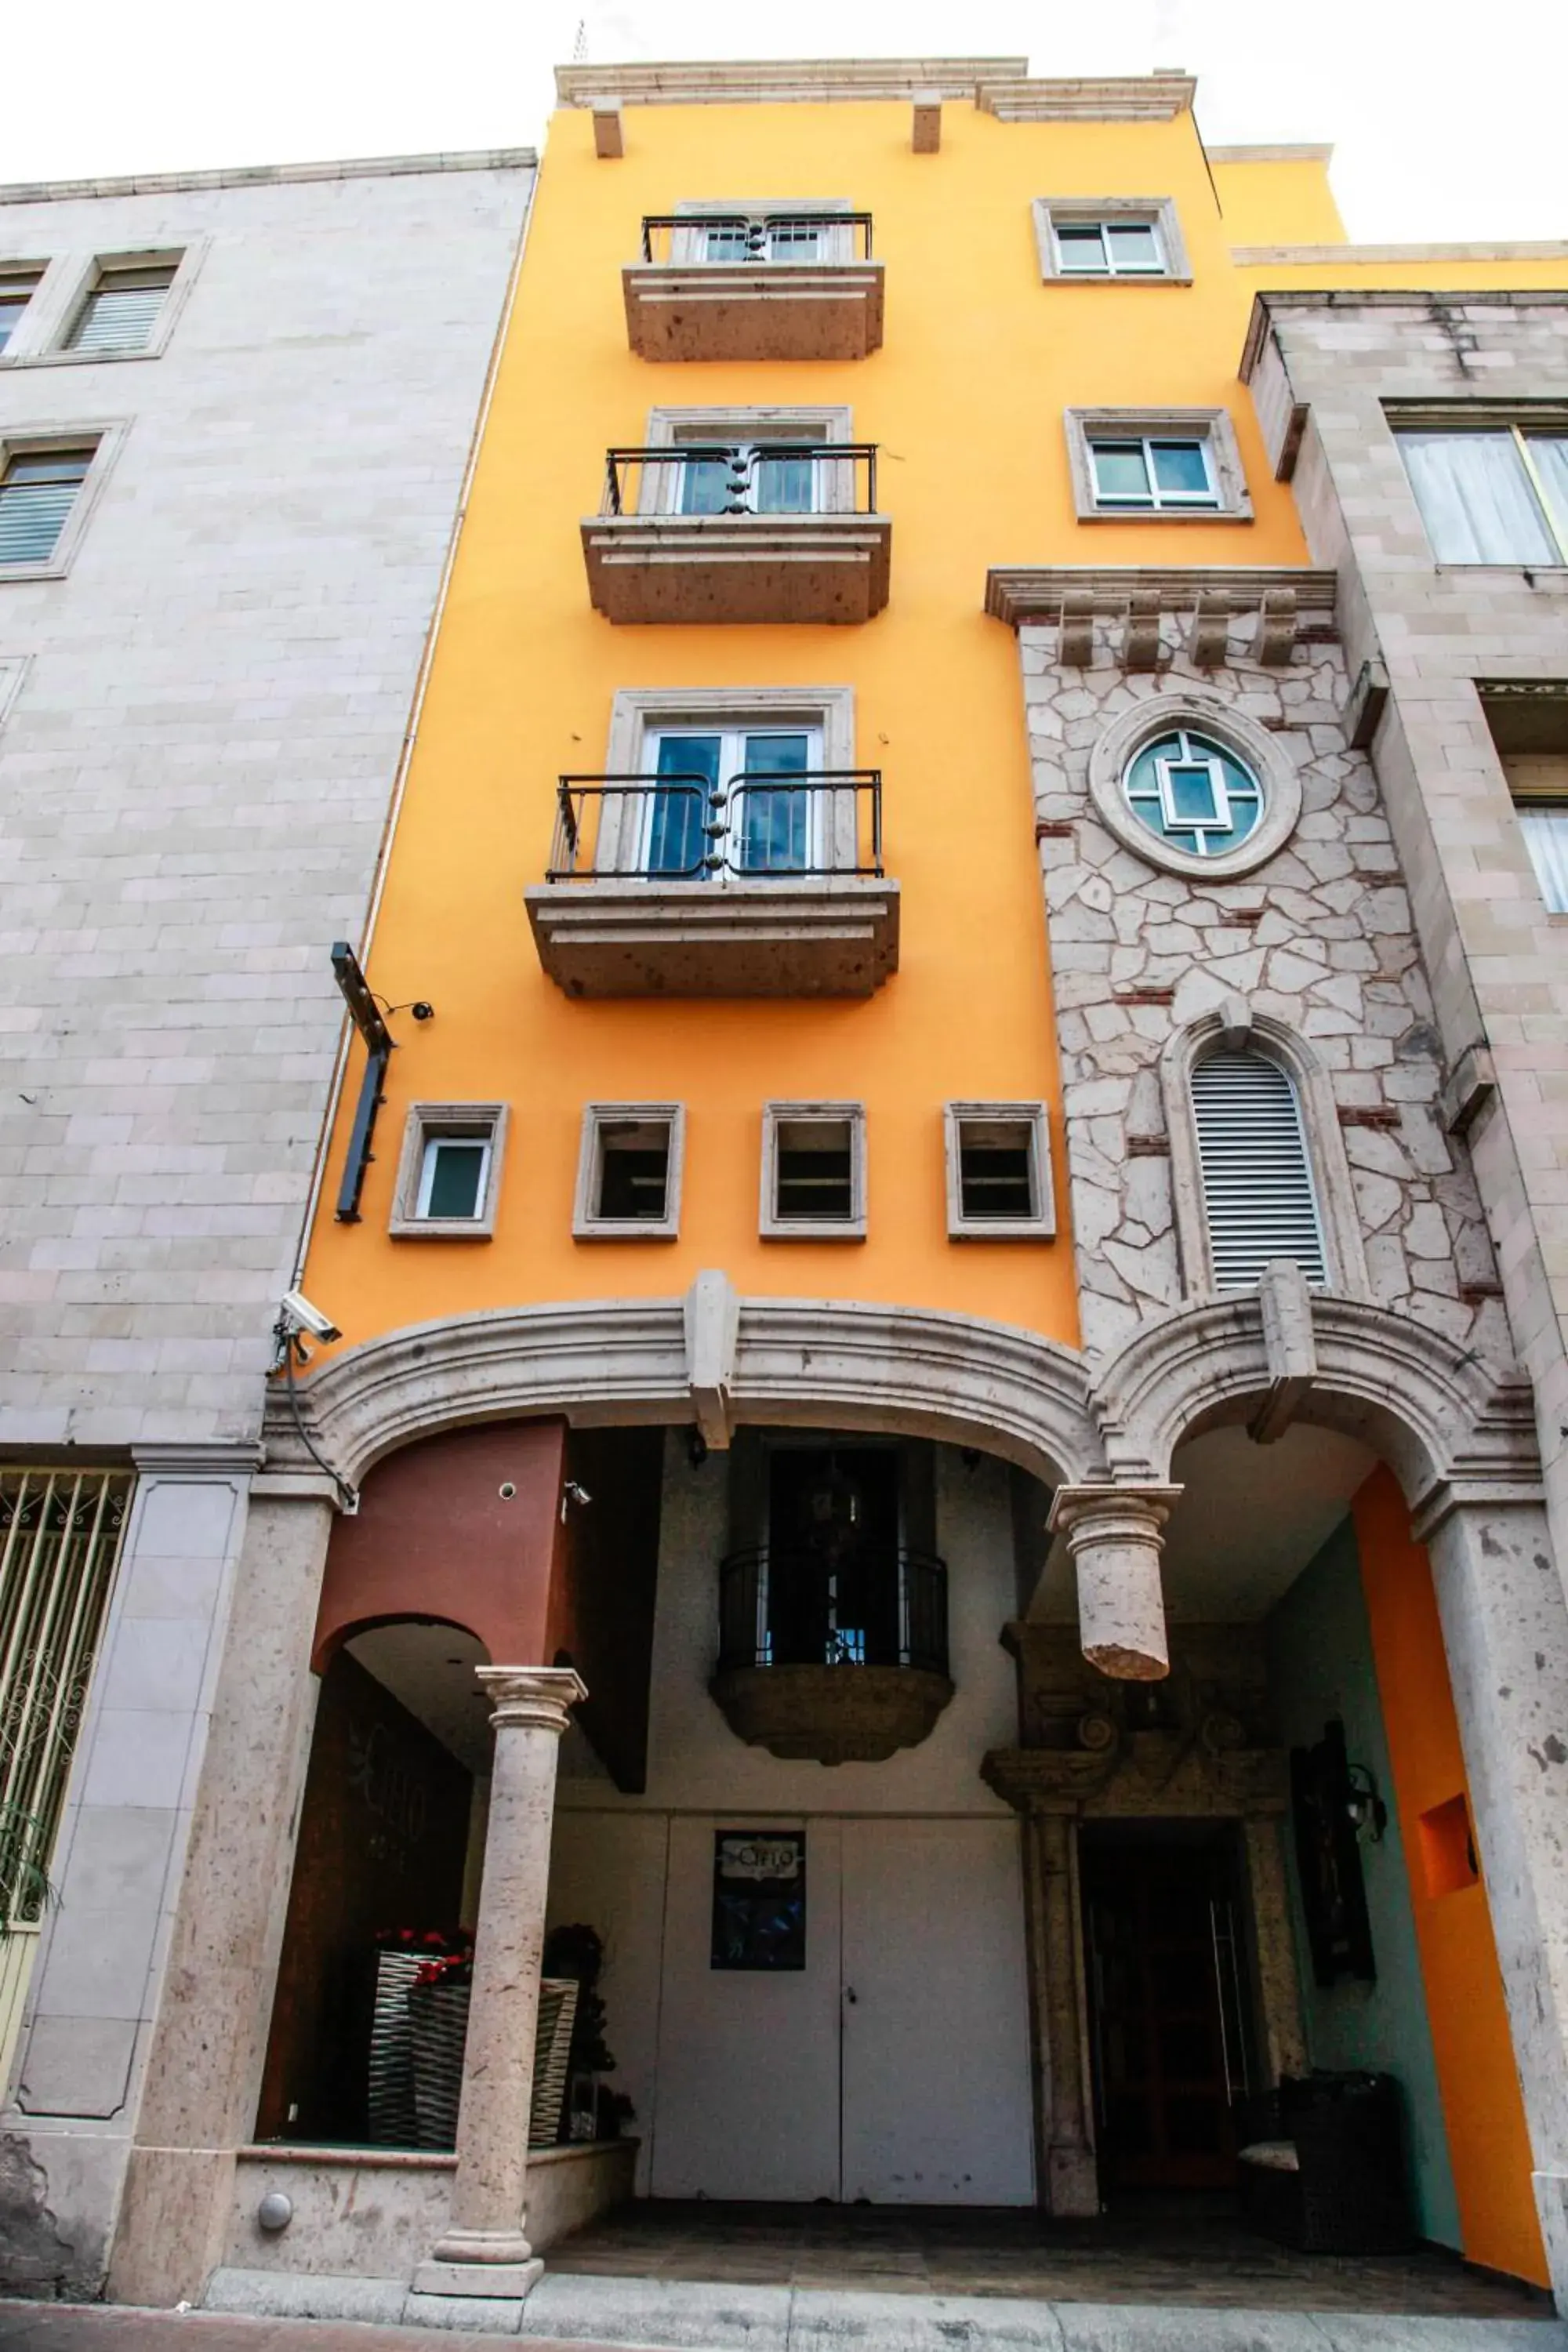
[1398,431,1558,564]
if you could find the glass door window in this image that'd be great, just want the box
[677,439,818,517]
[644,724,822,878]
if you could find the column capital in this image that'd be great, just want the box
[1047,1483,1182,1539]
[476,1664,586,1733]
[1048,1483,1181,1683]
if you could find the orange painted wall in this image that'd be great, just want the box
[1353,1466,1547,2286]
[296,92,1568,1369]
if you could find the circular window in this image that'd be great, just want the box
[1122,728,1263,859]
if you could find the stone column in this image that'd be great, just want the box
[1022,1809,1098,2216]
[1243,1815,1307,2086]
[413,1665,585,2303]
[1421,1497,1568,2299]
[1048,1485,1181,1681]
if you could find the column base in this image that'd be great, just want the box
[1046,2141,1101,2217]
[412,2256,543,2300]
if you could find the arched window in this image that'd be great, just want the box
[1190,1050,1327,1290]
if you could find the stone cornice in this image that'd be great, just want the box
[555,60,1192,117]
[984,564,1338,630]
[1233,240,1568,267]
[0,149,536,208]
[1240,287,1568,382]
[1206,143,1333,165]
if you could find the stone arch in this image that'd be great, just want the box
[264,1285,1104,1496]
[1089,1282,1539,1515]
[1160,1000,1370,1299]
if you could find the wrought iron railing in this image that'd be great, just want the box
[546,771,884,884]
[639,212,874,266]
[717,1548,948,1676]
[600,441,878,520]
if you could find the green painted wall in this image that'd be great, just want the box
[1265,1515,1461,2249]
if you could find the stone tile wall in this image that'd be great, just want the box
[1021,623,1508,1362]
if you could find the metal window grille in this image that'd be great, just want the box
[0,447,94,566]
[0,1469,133,1918]
[1190,1051,1327,1290]
[65,264,176,355]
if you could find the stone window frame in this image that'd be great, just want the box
[1065,406,1253,524]
[1032,197,1191,286]
[2,243,205,370]
[759,1099,867,1241]
[640,405,857,516]
[1383,400,1568,571]
[0,420,128,583]
[1086,689,1302,883]
[1160,1006,1370,1301]
[944,1101,1055,1240]
[573,1101,685,1242]
[388,1102,509,1241]
[597,684,856,873]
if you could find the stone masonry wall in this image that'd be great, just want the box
[0,157,532,1450]
[1021,622,1509,1364]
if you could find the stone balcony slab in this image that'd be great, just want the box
[526,877,900,998]
[622,262,886,361]
[583,511,891,624]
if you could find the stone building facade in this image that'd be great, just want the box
[0,150,534,2293]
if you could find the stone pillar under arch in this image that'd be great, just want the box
[1019,1807,1098,2216]
[412,1664,585,2305]
[1048,1484,1182,1682]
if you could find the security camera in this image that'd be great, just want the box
[278,1291,342,1344]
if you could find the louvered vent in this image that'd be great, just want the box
[66,267,176,356]
[1190,1051,1327,1290]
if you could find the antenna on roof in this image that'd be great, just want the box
[572,16,589,61]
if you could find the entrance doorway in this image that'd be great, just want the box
[648,1816,1035,2205]
[1080,1825,1254,2192]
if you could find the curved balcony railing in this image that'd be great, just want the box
[717,1547,949,1677]
[639,212,875,266]
[546,771,884,884]
[600,441,878,520]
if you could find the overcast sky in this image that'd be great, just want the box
[9,0,1565,244]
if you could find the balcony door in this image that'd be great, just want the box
[644,724,822,880]
[677,439,818,517]
[765,1446,902,1667]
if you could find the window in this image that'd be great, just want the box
[0,268,43,354]
[1123,728,1263,859]
[0,444,96,568]
[1066,408,1250,524]
[389,1103,506,1239]
[677,438,818,516]
[574,1103,684,1240]
[1396,426,1568,565]
[673,209,855,266]
[1034,198,1189,285]
[1091,436,1217,511]
[1506,752,1568,913]
[644,722,826,879]
[1190,1052,1326,1290]
[760,1102,866,1239]
[65,260,178,356]
[1056,220,1164,276]
[944,1103,1054,1240]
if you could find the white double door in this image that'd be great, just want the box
[650,1816,1035,2205]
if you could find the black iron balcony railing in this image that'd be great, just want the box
[601,441,879,520]
[546,771,884,884]
[638,212,875,266]
[717,1547,948,1677]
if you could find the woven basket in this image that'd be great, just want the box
[408,1978,470,2151]
[367,1950,422,2147]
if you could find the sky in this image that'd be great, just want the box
[7,0,1565,245]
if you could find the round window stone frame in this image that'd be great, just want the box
[1087,691,1302,881]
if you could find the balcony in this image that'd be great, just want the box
[624,213,884,362]
[583,442,891,625]
[525,770,900,999]
[710,1546,952,1764]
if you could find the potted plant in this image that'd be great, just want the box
[370,1927,470,2147]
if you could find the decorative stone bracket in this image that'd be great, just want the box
[983,564,1338,671]
[1047,1483,1182,1681]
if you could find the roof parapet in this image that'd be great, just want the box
[1239,285,1568,383]
[0,147,536,207]
[555,58,1193,117]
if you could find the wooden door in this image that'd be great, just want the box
[1083,1840,1240,2190]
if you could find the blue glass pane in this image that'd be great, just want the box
[681,457,733,515]
[1057,226,1107,272]
[1122,730,1263,856]
[705,227,750,260]
[1107,223,1160,272]
[736,734,811,873]
[1150,441,1210,495]
[1167,764,1221,824]
[1091,443,1150,502]
[754,452,814,513]
[649,735,720,877]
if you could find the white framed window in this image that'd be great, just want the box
[672,205,856,267]
[64,259,179,357]
[0,267,44,354]
[643,720,827,879]
[574,1103,684,1240]
[0,440,98,571]
[1123,727,1264,859]
[1396,425,1568,565]
[1505,752,1568,913]
[1087,692,1300,883]
[944,1102,1054,1240]
[390,1103,506,1240]
[1066,408,1251,524]
[760,1102,866,1240]
[635,406,856,522]
[1033,198,1189,285]
[1190,1051,1327,1291]
[1091,435,1217,511]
